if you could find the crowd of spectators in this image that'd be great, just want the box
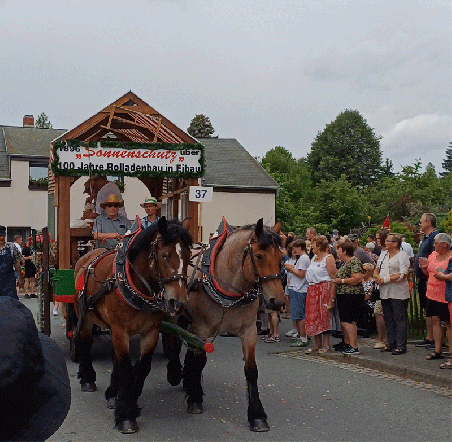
[267,212,452,370]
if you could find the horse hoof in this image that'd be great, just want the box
[187,402,203,414]
[106,397,116,409]
[81,382,97,392]
[116,419,139,434]
[250,418,270,432]
[167,371,183,386]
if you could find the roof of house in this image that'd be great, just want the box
[201,138,279,191]
[0,125,278,191]
[1,126,67,156]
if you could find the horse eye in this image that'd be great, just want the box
[255,254,264,261]
[161,253,168,260]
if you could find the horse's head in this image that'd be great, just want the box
[128,217,192,315]
[242,219,286,310]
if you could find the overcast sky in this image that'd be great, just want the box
[1,0,450,173]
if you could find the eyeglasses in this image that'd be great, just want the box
[105,204,119,208]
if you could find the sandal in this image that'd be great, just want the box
[426,351,444,360]
[261,334,272,341]
[282,315,290,319]
[264,336,280,343]
[439,359,452,369]
[318,346,330,354]
[305,348,319,354]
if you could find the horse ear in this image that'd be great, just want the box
[158,216,168,236]
[255,218,264,238]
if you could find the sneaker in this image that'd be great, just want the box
[285,329,297,337]
[374,341,386,349]
[415,339,434,348]
[53,309,59,316]
[291,332,300,340]
[290,338,309,348]
[342,347,360,355]
[30,294,37,298]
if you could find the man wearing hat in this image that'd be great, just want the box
[348,234,373,264]
[0,298,70,441]
[92,194,131,249]
[0,226,23,299]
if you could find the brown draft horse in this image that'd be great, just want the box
[73,217,192,434]
[166,219,286,432]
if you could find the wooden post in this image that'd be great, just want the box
[188,178,199,242]
[57,176,71,269]
[42,227,51,336]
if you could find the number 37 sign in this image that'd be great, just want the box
[189,186,213,203]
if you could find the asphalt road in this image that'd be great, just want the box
[32,302,451,442]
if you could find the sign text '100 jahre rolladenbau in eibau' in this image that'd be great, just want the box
[51,140,205,178]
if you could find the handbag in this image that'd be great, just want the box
[370,282,380,302]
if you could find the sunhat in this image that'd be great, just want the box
[100,193,124,208]
[0,298,71,441]
[140,196,161,208]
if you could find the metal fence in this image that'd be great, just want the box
[407,270,426,338]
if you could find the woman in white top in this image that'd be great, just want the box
[374,233,410,355]
[305,235,337,353]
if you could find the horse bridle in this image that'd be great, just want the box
[241,233,281,297]
[147,236,188,290]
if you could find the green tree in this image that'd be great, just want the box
[261,146,315,232]
[187,114,215,138]
[35,112,53,129]
[440,142,452,177]
[314,175,369,233]
[440,209,452,234]
[307,109,382,187]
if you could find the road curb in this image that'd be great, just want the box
[275,348,452,390]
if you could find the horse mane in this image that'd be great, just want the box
[238,224,282,249]
[128,220,193,263]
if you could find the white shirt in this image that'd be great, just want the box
[401,241,414,258]
[306,255,332,285]
[377,250,410,300]
[287,254,310,293]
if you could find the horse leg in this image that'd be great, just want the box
[130,329,160,403]
[111,328,139,434]
[76,319,97,392]
[241,329,269,432]
[163,331,183,386]
[105,350,120,409]
[183,347,207,414]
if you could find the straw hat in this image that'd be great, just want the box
[140,196,161,208]
[100,193,124,208]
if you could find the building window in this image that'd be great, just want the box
[29,162,48,189]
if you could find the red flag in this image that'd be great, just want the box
[382,215,390,229]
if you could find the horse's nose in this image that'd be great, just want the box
[266,297,283,311]
[164,298,183,316]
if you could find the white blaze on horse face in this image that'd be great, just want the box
[175,243,184,287]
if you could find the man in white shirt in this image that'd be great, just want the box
[401,236,414,259]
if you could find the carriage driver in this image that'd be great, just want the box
[92,194,131,249]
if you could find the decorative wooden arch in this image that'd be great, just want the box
[52,91,201,270]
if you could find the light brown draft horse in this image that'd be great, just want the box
[167,219,285,432]
[73,217,192,434]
